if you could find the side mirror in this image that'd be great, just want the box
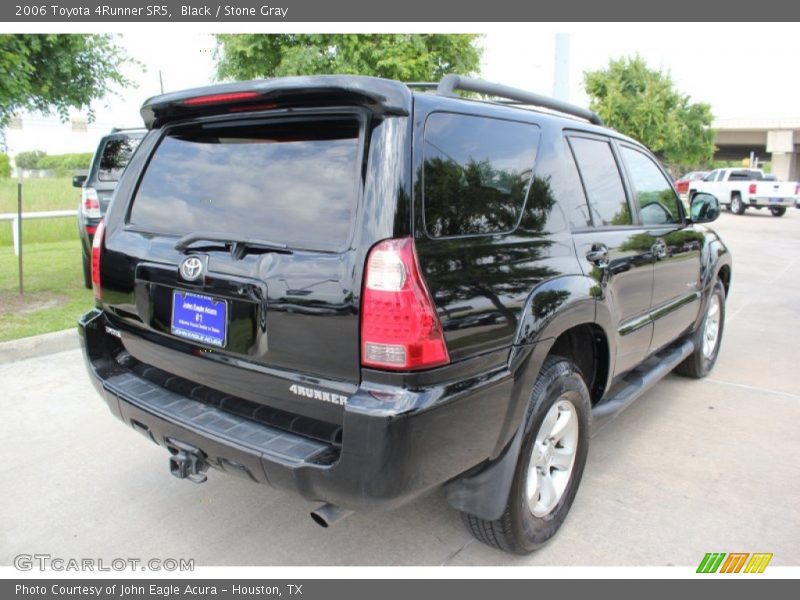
[691,193,720,223]
[72,175,87,188]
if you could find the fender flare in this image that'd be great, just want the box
[445,275,613,520]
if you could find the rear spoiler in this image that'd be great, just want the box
[140,75,412,128]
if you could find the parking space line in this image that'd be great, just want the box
[705,378,800,401]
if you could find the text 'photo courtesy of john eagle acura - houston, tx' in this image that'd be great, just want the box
[79,74,731,554]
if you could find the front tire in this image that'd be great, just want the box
[770,206,786,217]
[675,280,726,379]
[461,357,591,554]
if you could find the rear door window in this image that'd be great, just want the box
[128,117,361,253]
[98,136,142,181]
[568,136,632,226]
[422,112,540,238]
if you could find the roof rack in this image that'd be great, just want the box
[414,75,604,126]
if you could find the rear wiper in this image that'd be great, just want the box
[174,232,291,259]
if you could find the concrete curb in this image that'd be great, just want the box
[0,329,80,364]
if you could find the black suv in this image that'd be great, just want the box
[78,75,731,554]
[73,128,145,287]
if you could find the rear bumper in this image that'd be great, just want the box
[749,196,796,208]
[78,309,517,512]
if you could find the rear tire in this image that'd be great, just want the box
[731,194,746,215]
[770,206,786,217]
[461,356,591,554]
[675,280,726,379]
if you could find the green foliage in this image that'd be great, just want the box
[14,150,46,170]
[37,153,93,172]
[0,240,93,342]
[214,34,482,81]
[0,153,9,178]
[0,34,136,128]
[0,177,78,246]
[584,56,715,168]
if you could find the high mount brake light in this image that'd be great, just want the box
[182,91,262,106]
[361,238,449,371]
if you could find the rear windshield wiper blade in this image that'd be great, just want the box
[174,232,291,256]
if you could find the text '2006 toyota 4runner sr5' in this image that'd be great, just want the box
[79,75,732,554]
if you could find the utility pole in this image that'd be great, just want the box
[553,33,571,102]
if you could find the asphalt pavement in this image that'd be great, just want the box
[1,208,799,567]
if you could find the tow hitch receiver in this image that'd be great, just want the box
[167,439,209,483]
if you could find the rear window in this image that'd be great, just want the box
[98,136,142,182]
[729,170,764,181]
[422,112,539,238]
[128,118,361,252]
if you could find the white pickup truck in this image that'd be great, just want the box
[688,168,799,217]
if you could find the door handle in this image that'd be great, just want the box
[586,243,609,267]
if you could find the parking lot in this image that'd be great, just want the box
[1,208,799,567]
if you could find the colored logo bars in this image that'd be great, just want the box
[697,552,773,573]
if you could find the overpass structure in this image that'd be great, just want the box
[713,118,800,180]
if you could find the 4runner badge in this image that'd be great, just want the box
[289,384,348,406]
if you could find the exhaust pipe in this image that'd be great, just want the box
[310,503,353,528]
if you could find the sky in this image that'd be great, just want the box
[11,23,800,153]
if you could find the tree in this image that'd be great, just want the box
[0,34,135,129]
[0,153,10,178]
[214,34,482,82]
[14,150,46,170]
[584,56,715,169]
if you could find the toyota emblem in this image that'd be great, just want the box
[180,256,204,281]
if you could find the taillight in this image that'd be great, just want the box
[91,220,104,301]
[795,184,800,195]
[361,238,449,371]
[81,187,101,219]
[748,183,757,194]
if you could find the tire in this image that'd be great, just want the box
[461,356,591,554]
[675,280,726,379]
[731,194,746,215]
[82,253,92,289]
[770,206,786,217]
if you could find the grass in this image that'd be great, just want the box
[0,239,93,342]
[0,177,80,246]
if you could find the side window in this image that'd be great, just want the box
[704,170,718,182]
[568,136,631,226]
[423,113,540,238]
[560,143,592,228]
[620,146,682,226]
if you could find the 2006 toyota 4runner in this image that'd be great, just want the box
[79,75,731,554]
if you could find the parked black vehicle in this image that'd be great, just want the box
[78,75,731,554]
[73,128,145,288]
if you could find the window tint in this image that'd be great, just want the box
[423,113,539,237]
[729,169,764,181]
[98,136,142,182]
[568,137,631,226]
[621,147,682,226]
[560,143,592,228]
[129,118,360,252]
